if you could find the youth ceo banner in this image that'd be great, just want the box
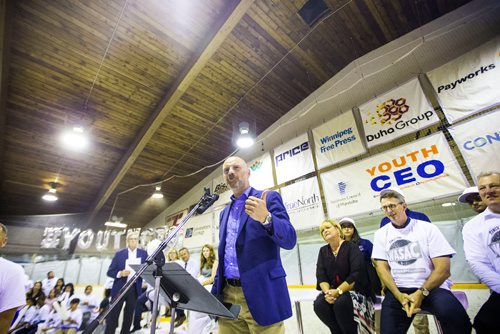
[427,37,500,124]
[280,177,324,230]
[448,110,500,181]
[359,78,439,148]
[321,132,467,217]
[274,133,314,184]
[312,111,366,169]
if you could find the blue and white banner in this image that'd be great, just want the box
[448,110,500,182]
[182,212,214,248]
[427,36,500,124]
[312,111,366,169]
[359,78,439,148]
[280,177,324,230]
[274,133,314,184]
[321,132,467,217]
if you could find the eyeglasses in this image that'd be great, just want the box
[380,203,403,211]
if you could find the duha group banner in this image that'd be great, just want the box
[448,110,500,182]
[312,110,366,169]
[427,36,500,124]
[321,132,467,218]
[359,78,439,148]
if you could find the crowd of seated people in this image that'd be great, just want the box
[8,272,109,334]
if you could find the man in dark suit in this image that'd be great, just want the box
[212,156,297,334]
[105,232,148,334]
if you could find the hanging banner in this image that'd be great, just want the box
[280,177,325,230]
[312,111,366,169]
[274,133,314,184]
[321,132,467,218]
[182,213,213,248]
[448,110,500,181]
[359,78,439,148]
[427,37,500,124]
[248,152,274,190]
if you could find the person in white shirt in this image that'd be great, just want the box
[54,298,82,334]
[41,272,57,297]
[462,171,500,334]
[372,189,471,334]
[0,222,26,334]
[173,247,200,327]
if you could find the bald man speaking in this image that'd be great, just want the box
[212,156,297,334]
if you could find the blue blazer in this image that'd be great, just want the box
[107,247,148,298]
[212,187,297,326]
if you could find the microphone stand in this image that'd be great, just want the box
[84,188,219,334]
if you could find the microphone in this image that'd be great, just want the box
[196,188,219,214]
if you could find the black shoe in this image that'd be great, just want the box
[174,314,186,327]
[130,327,142,333]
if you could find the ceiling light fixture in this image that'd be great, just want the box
[61,126,89,151]
[42,182,59,202]
[236,121,254,148]
[104,221,127,228]
[441,202,457,207]
[152,185,164,199]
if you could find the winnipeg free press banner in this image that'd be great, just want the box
[448,109,500,182]
[321,132,468,218]
[427,36,500,124]
[359,77,440,148]
[312,110,366,169]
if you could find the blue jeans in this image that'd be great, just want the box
[380,288,471,334]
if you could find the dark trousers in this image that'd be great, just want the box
[313,292,357,334]
[133,291,149,329]
[380,288,472,334]
[105,288,138,334]
[474,291,500,333]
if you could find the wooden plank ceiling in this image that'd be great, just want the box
[0,0,470,229]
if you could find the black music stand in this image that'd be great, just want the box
[131,263,238,333]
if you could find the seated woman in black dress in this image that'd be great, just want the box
[314,219,375,334]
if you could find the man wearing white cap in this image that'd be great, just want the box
[462,171,500,333]
[458,186,486,214]
[379,187,430,228]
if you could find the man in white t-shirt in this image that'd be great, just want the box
[372,190,471,334]
[0,222,26,334]
[462,171,500,333]
[56,298,83,334]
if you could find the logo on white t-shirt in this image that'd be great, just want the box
[488,229,500,257]
[388,239,422,265]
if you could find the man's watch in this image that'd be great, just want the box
[418,287,430,297]
[262,212,272,225]
[337,288,343,295]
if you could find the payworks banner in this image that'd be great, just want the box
[321,132,467,217]
[280,177,324,230]
[449,110,500,181]
[427,36,500,124]
[359,78,439,148]
[312,111,366,169]
[274,133,314,184]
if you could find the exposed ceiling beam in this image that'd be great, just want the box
[0,0,14,181]
[87,0,255,225]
